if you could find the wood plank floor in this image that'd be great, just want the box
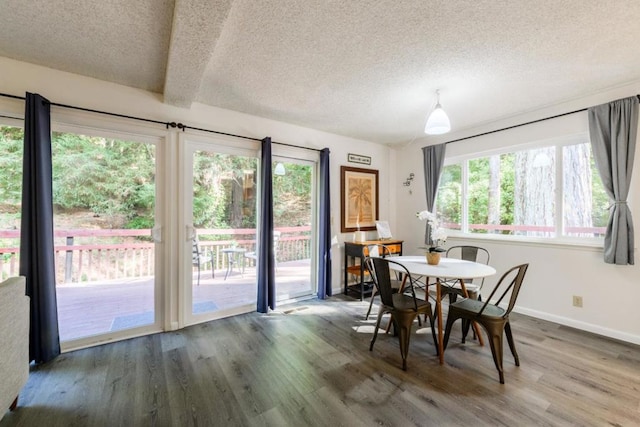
[2,295,639,426]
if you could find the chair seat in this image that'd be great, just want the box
[366,256,438,371]
[444,264,528,384]
[384,294,431,313]
[390,279,403,290]
[441,281,480,292]
[450,298,506,318]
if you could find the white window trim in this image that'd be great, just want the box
[441,131,606,248]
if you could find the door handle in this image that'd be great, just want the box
[151,225,162,243]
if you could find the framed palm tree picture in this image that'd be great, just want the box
[340,166,379,232]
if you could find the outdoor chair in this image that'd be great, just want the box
[443,263,529,383]
[245,230,281,270]
[192,236,213,286]
[366,257,437,371]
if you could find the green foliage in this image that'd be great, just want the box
[125,215,154,229]
[436,164,461,224]
[1,125,313,233]
[273,163,312,227]
[468,157,489,227]
[500,153,515,226]
[51,132,156,223]
[0,127,24,205]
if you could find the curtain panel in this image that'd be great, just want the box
[588,96,638,265]
[19,92,61,363]
[257,137,276,312]
[317,148,332,299]
[422,144,447,245]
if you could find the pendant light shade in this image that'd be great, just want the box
[424,90,451,135]
[274,162,286,176]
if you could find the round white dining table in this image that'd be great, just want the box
[388,255,497,364]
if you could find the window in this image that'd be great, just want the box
[435,164,461,230]
[562,143,607,238]
[0,125,24,280]
[436,136,607,242]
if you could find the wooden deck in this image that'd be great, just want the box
[56,259,312,342]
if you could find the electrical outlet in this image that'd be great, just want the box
[572,295,583,308]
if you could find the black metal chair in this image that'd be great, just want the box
[364,244,404,320]
[443,263,529,383]
[366,257,437,371]
[431,245,490,340]
[442,245,490,301]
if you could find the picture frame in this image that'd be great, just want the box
[347,153,372,165]
[340,166,379,232]
[375,220,392,239]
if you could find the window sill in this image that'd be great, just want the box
[445,232,604,252]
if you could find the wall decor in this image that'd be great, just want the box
[340,166,379,232]
[347,153,371,165]
[375,220,392,239]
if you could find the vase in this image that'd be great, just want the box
[426,251,441,265]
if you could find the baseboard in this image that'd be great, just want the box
[332,288,640,346]
[514,305,640,346]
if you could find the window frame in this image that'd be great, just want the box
[440,132,606,247]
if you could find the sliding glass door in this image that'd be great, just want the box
[51,128,161,345]
[272,157,315,301]
[183,138,259,323]
[182,138,317,324]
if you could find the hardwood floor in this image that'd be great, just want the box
[2,295,639,426]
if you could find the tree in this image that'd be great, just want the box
[488,155,501,233]
[348,177,373,225]
[564,144,595,236]
[513,147,555,237]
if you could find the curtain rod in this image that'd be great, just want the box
[0,91,170,127]
[442,108,587,145]
[178,123,320,152]
[442,94,640,146]
[0,92,321,152]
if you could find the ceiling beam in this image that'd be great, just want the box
[163,0,234,108]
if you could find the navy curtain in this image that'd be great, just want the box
[317,148,332,299]
[257,137,276,312]
[422,144,447,245]
[19,92,60,363]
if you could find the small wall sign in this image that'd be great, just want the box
[347,153,371,165]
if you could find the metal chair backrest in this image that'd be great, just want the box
[365,257,417,311]
[365,243,393,258]
[192,236,202,265]
[273,230,281,260]
[477,263,529,318]
[446,245,490,285]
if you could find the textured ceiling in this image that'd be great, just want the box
[1,0,640,144]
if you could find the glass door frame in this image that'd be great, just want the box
[50,117,168,351]
[178,132,261,327]
[271,152,318,302]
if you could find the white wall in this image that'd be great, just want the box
[394,82,640,344]
[0,57,393,304]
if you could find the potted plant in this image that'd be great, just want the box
[417,210,447,265]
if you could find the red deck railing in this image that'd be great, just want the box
[0,226,311,283]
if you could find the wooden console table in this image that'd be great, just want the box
[343,239,403,300]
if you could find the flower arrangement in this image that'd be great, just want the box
[416,210,447,252]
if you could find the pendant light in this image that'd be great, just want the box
[274,162,286,176]
[424,90,451,135]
